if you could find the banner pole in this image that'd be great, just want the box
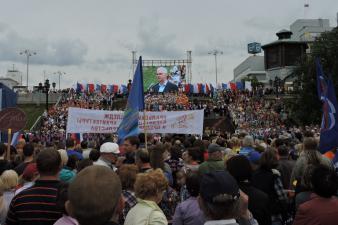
[6,128,12,161]
[143,110,148,151]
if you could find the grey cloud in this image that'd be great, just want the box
[193,37,246,57]
[244,17,279,30]
[121,17,183,59]
[0,23,88,66]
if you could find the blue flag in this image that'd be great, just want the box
[117,56,144,143]
[316,59,338,153]
[96,84,101,92]
[236,81,243,90]
[316,58,328,100]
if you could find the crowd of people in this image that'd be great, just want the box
[35,84,292,144]
[3,86,337,225]
[0,128,338,225]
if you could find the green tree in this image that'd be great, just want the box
[289,27,338,125]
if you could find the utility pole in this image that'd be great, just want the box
[208,50,223,87]
[20,49,37,88]
[54,71,66,90]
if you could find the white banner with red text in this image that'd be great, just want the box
[66,107,204,135]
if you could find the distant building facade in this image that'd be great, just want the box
[0,78,20,90]
[262,29,308,84]
[290,19,333,42]
[233,56,266,83]
[234,18,334,88]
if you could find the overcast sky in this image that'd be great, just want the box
[0,0,337,88]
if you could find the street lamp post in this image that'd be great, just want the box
[20,49,37,88]
[208,50,223,88]
[38,79,51,111]
[54,71,66,90]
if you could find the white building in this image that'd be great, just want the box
[0,77,20,89]
[290,19,333,42]
[6,69,23,85]
[233,55,266,83]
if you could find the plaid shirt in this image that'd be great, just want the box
[272,169,289,223]
[119,190,137,224]
[273,170,288,201]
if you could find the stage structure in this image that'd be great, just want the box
[131,51,192,92]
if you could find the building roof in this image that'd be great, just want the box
[0,77,20,83]
[262,40,308,49]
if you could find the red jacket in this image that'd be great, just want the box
[293,193,338,225]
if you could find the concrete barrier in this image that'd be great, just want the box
[17,92,62,104]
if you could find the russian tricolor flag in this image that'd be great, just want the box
[87,84,95,93]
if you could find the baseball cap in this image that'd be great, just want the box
[207,143,225,153]
[247,151,261,165]
[200,170,240,203]
[100,142,120,154]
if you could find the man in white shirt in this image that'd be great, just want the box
[94,142,120,171]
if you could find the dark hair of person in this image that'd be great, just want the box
[193,139,205,151]
[66,155,78,170]
[303,131,314,137]
[135,149,150,163]
[277,145,289,157]
[226,155,252,182]
[303,137,321,165]
[66,138,75,148]
[57,142,66,150]
[36,149,61,176]
[186,172,200,197]
[81,141,88,149]
[0,143,6,156]
[23,144,35,157]
[138,133,145,144]
[216,138,227,148]
[187,147,203,162]
[183,140,192,148]
[56,182,69,214]
[259,148,279,170]
[170,145,182,160]
[77,159,93,172]
[124,136,140,148]
[149,144,164,170]
[266,139,272,146]
[311,165,338,198]
[89,149,100,162]
[187,136,196,146]
[274,139,284,148]
[118,164,138,190]
[200,196,240,220]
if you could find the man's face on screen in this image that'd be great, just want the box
[156,70,167,83]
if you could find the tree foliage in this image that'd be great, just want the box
[289,27,338,125]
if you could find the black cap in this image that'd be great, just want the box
[200,170,240,203]
[208,143,225,153]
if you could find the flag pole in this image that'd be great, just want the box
[143,109,148,151]
[6,129,12,161]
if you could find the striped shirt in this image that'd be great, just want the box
[6,180,62,225]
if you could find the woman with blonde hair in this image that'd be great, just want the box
[0,170,18,223]
[125,169,168,225]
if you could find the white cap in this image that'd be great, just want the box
[157,67,168,74]
[100,142,120,154]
